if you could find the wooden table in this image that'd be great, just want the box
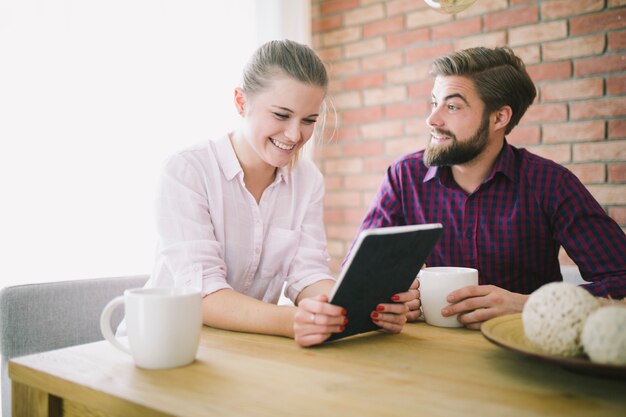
[10,322,626,417]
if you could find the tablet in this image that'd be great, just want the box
[326,223,443,342]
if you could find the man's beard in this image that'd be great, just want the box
[424,113,490,167]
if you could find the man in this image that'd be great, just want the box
[350,47,626,329]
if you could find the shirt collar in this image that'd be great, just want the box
[215,134,289,185]
[422,140,517,184]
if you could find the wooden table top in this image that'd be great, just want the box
[10,321,626,417]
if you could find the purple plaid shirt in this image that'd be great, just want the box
[352,141,626,298]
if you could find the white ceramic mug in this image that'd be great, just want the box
[419,267,479,327]
[100,287,202,369]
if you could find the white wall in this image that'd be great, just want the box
[0,0,310,289]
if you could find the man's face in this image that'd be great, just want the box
[424,76,491,167]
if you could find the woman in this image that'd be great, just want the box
[147,39,414,346]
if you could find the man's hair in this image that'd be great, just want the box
[430,47,537,134]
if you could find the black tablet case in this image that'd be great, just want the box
[326,224,443,342]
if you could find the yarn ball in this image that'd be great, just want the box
[522,282,599,357]
[581,305,626,365]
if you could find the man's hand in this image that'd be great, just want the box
[442,285,529,329]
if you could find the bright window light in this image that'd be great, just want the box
[0,1,260,287]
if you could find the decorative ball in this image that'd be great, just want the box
[522,282,599,357]
[581,305,626,365]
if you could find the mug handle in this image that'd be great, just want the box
[100,295,131,355]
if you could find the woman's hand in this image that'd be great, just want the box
[293,294,346,347]
[405,277,422,322]
[372,280,419,332]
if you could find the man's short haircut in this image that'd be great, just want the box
[430,47,537,134]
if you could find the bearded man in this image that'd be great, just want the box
[347,47,626,329]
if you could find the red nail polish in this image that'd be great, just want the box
[343,317,349,324]
[391,295,400,301]
[376,305,385,312]
[339,325,345,331]
[341,309,347,315]
[371,312,379,318]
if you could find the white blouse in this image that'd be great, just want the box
[145,134,333,304]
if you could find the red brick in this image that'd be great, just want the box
[323,175,344,191]
[432,17,482,41]
[406,9,452,29]
[345,38,386,58]
[387,65,430,84]
[570,97,626,119]
[407,43,453,64]
[363,16,404,38]
[524,103,568,123]
[566,163,606,184]
[484,6,538,31]
[324,157,364,175]
[455,31,507,50]
[332,91,362,110]
[573,141,626,162]
[361,51,405,71]
[326,223,361,240]
[608,74,626,95]
[327,60,361,78]
[315,142,343,159]
[609,119,626,138]
[541,78,604,102]
[386,28,430,49]
[542,34,605,61]
[333,126,361,141]
[574,54,626,77]
[364,86,407,106]
[385,137,423,155]
[344,207,369,224]
[385,102,427,119]
[541,0,603,20]
[408,79,434,99]
[608,29,626,51]
[360,120,405,139]
[527,62,571,82]
[342,106,384,124]
[609,162,626,182]
[507,125,541,146]
[317,46,343,62]
[364,156,396,172]
[586,184,626,205]
[345,4,385,26]
[571,9,626,36]
[609,0,626,6]
[509,21,567,46]
[462,0,508,17]
[543,121,605,143]
[344,173,385,190]
[323,208,344,224]
[313,16,342,33]
[322,27,361,47]
[387,0,428,16]
[320,0,359,16]
[526,144,572,164]
[344,72,385,90]
[608,207,626,226]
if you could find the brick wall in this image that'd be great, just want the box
[311,0,626,274]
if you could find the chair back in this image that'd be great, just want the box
[0,275,149,417]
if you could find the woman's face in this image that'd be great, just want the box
[235,75,325,169]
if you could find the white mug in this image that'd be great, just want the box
[100,287,202,369]
[419,267,479,327]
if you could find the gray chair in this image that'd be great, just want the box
[0,274,149,417]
